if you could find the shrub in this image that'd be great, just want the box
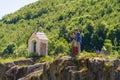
[15,44,28,57]
[103,39,113,54]
[3,43,16,56]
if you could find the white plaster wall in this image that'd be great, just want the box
[40,40,48,56]
[28,32,48,56]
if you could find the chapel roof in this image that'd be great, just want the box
[35,32,48,40]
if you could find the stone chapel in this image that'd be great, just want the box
[28,32,48,56]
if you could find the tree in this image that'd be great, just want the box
[3,44,16,55]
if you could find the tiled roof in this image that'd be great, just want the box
[35,32,48,40]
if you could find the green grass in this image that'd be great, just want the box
[35,56,54,63]
[0,51,119,63]
[76,51,120,61]
[76,52,104,60]
[0,56,25,63]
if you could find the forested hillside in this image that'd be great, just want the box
[0,0,120,56]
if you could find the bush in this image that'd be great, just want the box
[3,44,16,56]
[54,38,70,55]
[103,39,113,54]
[15,44,28,57]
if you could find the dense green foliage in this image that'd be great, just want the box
[0,0,120,56]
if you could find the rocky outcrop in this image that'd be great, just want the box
[0,58,44,80]
[0,62,16,80]
[40,56,120,80]
[5,63,44,80]
[1,56,120,80]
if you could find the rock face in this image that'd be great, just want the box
[1,56,120,80]
[0,58,44,80]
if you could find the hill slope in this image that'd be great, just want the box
[0,0,120,55]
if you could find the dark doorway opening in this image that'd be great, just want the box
[33,41,36,53]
